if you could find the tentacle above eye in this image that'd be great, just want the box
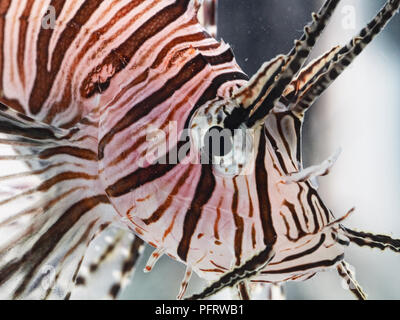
[233,55,286,110]
[224,0,341,130]
[280,45,341,112]
[240,0,341,129]
[292,0,400,114]
[341,227,400,253]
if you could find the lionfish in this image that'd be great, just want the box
[0,0,399,300]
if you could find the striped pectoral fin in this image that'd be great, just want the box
[0,193,112,300]
[0,103,125,299]
[186,245,275,300]
[293,0,400,114]
[342,227,400,253]
[337,261,367,300]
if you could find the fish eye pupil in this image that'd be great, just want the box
[203,126,233,161]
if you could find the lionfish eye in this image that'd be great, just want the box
[190,99,254,176]
[203,126,233,159]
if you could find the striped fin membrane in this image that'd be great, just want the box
[69,227,144,300]
[0,104,104,299]
[0,104,144,299]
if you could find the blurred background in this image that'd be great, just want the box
[122,0,400,300]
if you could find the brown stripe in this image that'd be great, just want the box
[245,177,253,218]
[238,56,284,105]
[162,210,179,241]
[71,256,85,284]
[272,234,326,265]
[276,113,298,169]
[39,146,97,161]
[105,69,150,121]
[152,31,210,68]
[255,131,277,245]
[143,165,193,225]
[80,0,192,99]
[282,200,307,240]
[196,42,221,51]
[38,172,97,192]
[305,182,322,233]
[336,262,366,300]
[187,245,275,300]
[297,185,309,229]
[264,127,288,174]
[232,178,244,266]
[309,182,332,223]
[280,211,295,241]
[106,158,177,198]
[177,165,215,262]
[214,198,222,240]
[251,223,257,249]
[199,268,225,274]
[205,48,234,66]
[0,3,26,114]
[237,282,250,300]
[0,0,12,93]
[29,0,102,114]
[17,0,35,87]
